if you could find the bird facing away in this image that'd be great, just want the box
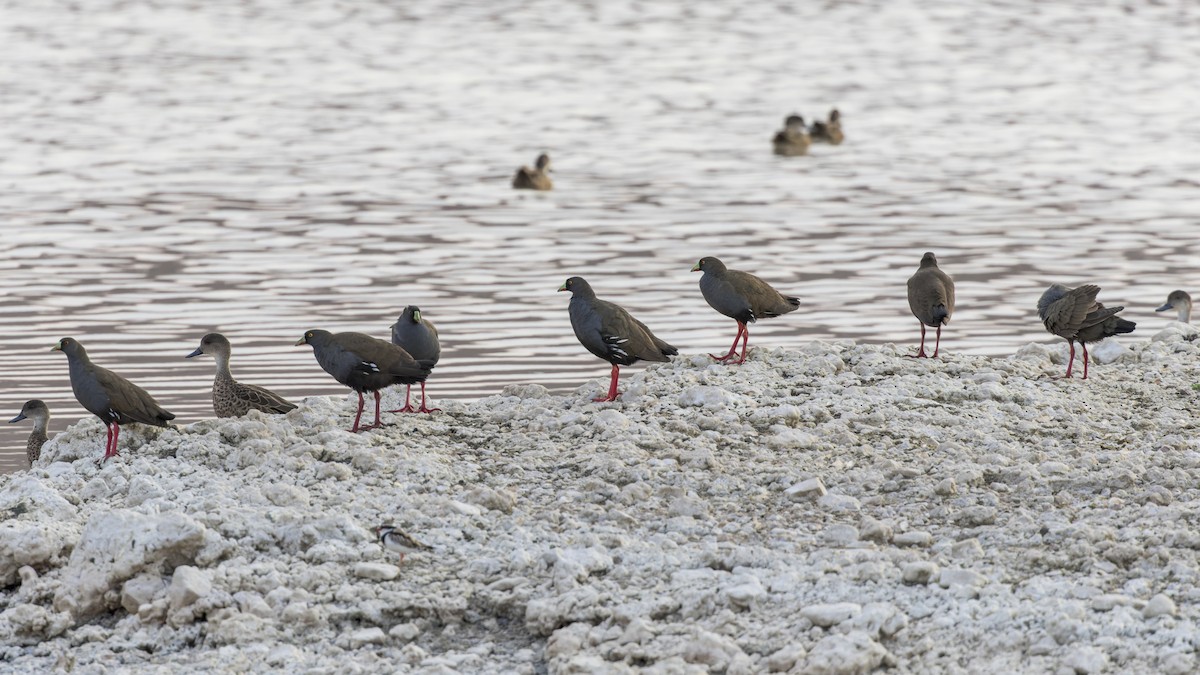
[388,306,441,414]
[186,333,297,418]
[10,399,50,467]
[906,252,956,358]
[512,153,553,190]
[1037,284,1136,379]
[296,330,434,432]
[773,114,811,156]
[809,108,844,144]
[375,524,431,565]
[559,277,678,402]
[51,338,176,461]
[692,257,801,365]
[1156,290,1192,324]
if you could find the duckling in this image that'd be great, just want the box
[10,400,51,467]
[810,108,844,145]
[772,114,811,156]
[1156,290,1192,324]
[512,153,553,190]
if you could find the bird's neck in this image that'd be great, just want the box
[214,352,233,379]
[1179,306,1191,324]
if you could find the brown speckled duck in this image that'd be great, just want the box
[9,400,50,467]
[809,108,844,145]
[187,333,297,418]
[512,153,553,190]
[772,114,811,156]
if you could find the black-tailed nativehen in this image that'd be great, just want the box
[559,276,677,402]
[389,306,441,413]
[1037,284,1135,379]
[693,257,800,364]
[906,252,956,358]
[296,330,434,432]
[52,337,176,460]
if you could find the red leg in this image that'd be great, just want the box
[932,324,942,358]
[417,382,441,413]
[1081,343,1090,380]
[104,423,122,460]
[1061,341,1076,378]
[593,364,620,402]
[350,391,365,432]
[710,323,745,362]
[387,385,415,413]
[100,423,113,461]
[907,323,928,358]
[359,391,383,430]
[736,324,750,364]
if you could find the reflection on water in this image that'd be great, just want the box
[2,0,1199,470]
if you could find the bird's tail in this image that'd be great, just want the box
[1111,318,1136,335]
[932,304,950,325]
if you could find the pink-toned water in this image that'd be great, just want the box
[2,0,1198,470]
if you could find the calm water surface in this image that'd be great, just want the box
[2,0,1199,470]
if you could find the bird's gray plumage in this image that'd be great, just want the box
[299,330,433,392]
[563,277,677,366]
[773,114,811,156]
[10,399,50,466]
[1037,284,1135,379]
[513,153,553,190]
[695,257,800,325]
[1156,290,1192,323]
[54,338,176,428]
[391,307,441,365]
[186,333,297,417]
[907,252,955,327]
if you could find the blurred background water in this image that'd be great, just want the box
[2,0,1198,470]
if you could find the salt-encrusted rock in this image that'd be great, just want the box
[933,478,957,496]
[677,386,736,409]
[1091,594,1134,612]
[353,562,400,581]
[1161,652,1197,675]
[850,603,908,639]
[767,643,808,672]
[822,524,859,546]
[858,517,893,543]
[53,510,206,621]
[389,622,421,642]
[953,506,996,526]
[682,628,750,672]
[347,627,387,648]
[938,568,988,590]
[1090,339,1128,364]
[1143,593,1177,619]
[0,521,71,586]
[901,562,940,585]
[817,493,860,512]
[1063,646,1108,674]
[121,573,167,613]
[501,383,551,399]
[0,604,72,646]
[725,576,766,609]
[801,603,860,628]
[466,486,517,514]
[785,478,827,501]
[801,631,892,675]
[894,531,932,548]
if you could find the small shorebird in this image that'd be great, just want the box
[375,524,431,565]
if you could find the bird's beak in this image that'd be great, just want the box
[691,263,701,272]
[186,347,203,359]
[9,413,25,424]
[295,337,308,346]
[1156,303,1173,312]
[50,341,62,352]
[412,310,421,323]
[557,283,567,292]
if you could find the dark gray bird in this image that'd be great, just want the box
[51,338,176,461]
[1037,284,1136,379]
[10,399,50,467]
[295,330,434,432]
[773,114,811,156]
[186,333,297,418]
[810,108,844,144]
[1156,290,1192,324]
[512,153,553,190]
[559,277,677,402]
[388,307,441,414]
[692,257,801,364]
[906,252,956,358]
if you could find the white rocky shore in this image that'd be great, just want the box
[2,326,1200,674]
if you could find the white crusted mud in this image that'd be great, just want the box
[1,332,1198,673]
